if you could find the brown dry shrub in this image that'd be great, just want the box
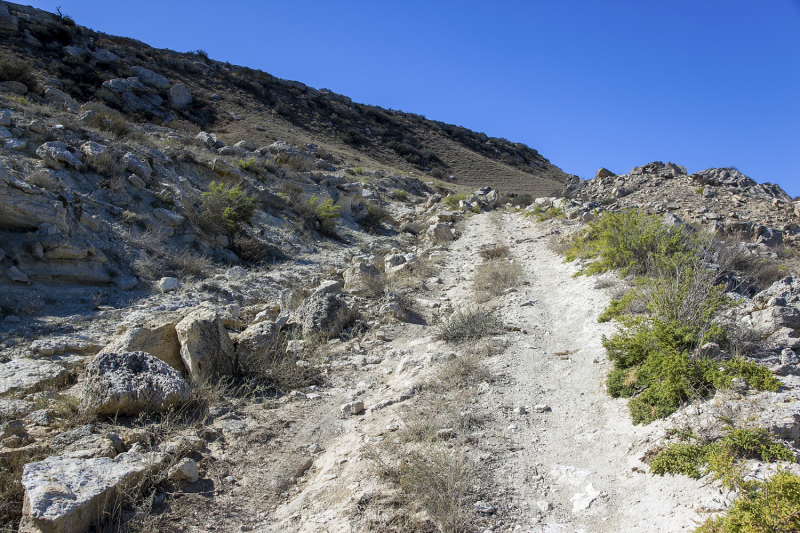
[472,260,523,302]
[478,245,510,260]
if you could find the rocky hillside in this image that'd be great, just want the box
[3,3,800,533]
[0,1,568,197]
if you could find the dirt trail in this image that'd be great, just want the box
[259,211,719,533]
[448,212,717,532]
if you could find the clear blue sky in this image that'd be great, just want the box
[27,1,800,197]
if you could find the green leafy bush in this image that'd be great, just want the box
[696,470,800,533]
[525,205,564,222]
[200,182,256,234]
[443,193,468,210]
[309,195,340,236]
[650,427,794,480]
[566,209,694,276]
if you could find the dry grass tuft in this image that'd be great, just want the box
[477,244,510,260]
[472,260,523,302]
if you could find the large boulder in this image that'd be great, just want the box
[130,66,170,89]
[20,451,168,533]
[168,83,192,107]
[743,277,800,348]
[235,321,276,374]
[36,142,83,170]
[296,292,355,336]
[175,307,235,383]
[44,87,78,110]
[81,351,190,416]
[99,324,183,373]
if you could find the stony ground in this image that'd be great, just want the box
[149,211,722,533]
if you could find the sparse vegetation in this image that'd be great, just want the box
[0,54,38,91]
[478,244,510,260]
[473,259,523,302]
[436,308,503,343]
[526,204,564,222]
[199,182,256,234]
[443,193,469,210]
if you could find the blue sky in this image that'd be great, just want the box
[28,1,800,197]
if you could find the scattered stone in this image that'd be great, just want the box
[170,457,199,483]
[474,501,496,514]
[340,400,364,416]
[158,277,180,292]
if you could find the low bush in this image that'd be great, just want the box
[566,209,694,276]
[443,193,469,210]
[230,234,286,265]
[525,205,564,222]
[0,54,37,91]
[696,470,800,533]
[309,195,340,236]
[436,308,503,343]
[650,427,794,479]
[199,182,256,234]
[478,245,510,260]
[357,204,393,231]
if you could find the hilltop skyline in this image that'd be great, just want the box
[24,0,800,196]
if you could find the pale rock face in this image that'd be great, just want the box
[130,66,170,89]
[175,307,235,383]
[44,87,78,109]
[158,277,180,292]
[0,359,70,397]
[235,321,276,374]
[169,83,192,107]
[153,207,185,227]
[36,142,83,170]
[343,262,381,295]
[100,323,184,373]
[427,223,455,243]
[20,451,168,533]
[81,351,190,415]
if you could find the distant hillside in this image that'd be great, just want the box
[0,2,569,196]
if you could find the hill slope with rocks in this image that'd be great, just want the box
[0,1,568,197]
[2,3,800,533]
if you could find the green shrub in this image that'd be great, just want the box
[650,427,794,480]
[340,129,368,146]
[309,195,340,236]
[566,209,694,276]
[443,193,468,210]
[696,470,800,533]
[200,182,256,234]
[393,189,409,201]
[525,205,564,222]
[436,308,503,343]
[237,158,259,172]
[604,314,779,424]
